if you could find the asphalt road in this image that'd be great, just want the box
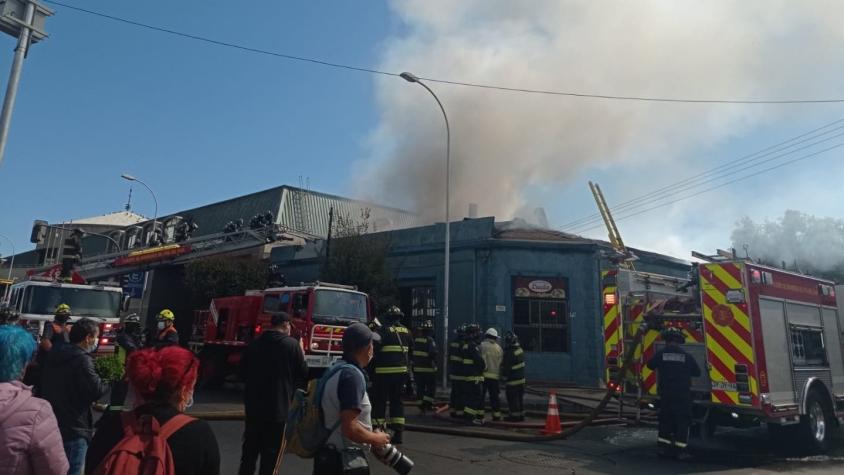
[209,417,844,475]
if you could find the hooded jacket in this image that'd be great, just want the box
[239,330,308,422]
[40,344,109,441]
[0,381,69,475]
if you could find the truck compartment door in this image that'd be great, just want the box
[759,298,796,406]
[821,308,844,395]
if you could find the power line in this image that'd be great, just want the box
[44,0,844,105]
[572,141,844,234]
[565,124,844,233]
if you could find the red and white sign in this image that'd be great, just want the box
[528,280,553,293]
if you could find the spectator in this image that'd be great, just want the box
[40,317,108,475]
[0,325,69,475]
[86,346,221,475]
[239,312,308,475]
[315,322,391,474]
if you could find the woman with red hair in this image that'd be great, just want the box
[85,346,220,474]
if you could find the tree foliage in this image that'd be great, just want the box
[184,256,269,308]
[320,208,397,311]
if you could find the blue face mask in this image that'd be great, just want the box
[85,338,98,354]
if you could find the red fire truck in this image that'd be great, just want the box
[191,282,373,386]
[603,257,844,451]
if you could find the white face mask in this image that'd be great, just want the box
[185,394,194,409]
[157,321,165,330]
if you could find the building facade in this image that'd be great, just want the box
[273,217,690,385]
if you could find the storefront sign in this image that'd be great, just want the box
[513,276,567,299]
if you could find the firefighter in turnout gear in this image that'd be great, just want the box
[461,324,486,425]
[501,331,526,422]
[449,325,468,418]
[372,305,413,444]
[646,327,701,460]
[153,308,179,348]
[412,320,438,413]
[479,328,504,421]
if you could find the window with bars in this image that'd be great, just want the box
[511,277,569,353]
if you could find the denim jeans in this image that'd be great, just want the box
[63,436,88,475]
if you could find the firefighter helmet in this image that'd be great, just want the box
[485,328,499,339]
[384,305,404,319]
[465,324,481,337]
[158,309,175,321]
[419,320,434,330]
[504,331,520,347]
[661,327,685,343]
[0,305,18,324]
[123,313,141,325]
[55,303,71,316]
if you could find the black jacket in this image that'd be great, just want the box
[40,344,109,441]
[240,330,308,422]
[86,403,221,475]
[646,345,701,398]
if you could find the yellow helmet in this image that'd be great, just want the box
[55,303,71,315]
[158,309,175,321]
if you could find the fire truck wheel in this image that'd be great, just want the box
[800,389,831,453]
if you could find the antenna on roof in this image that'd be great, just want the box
[125,186,133,211]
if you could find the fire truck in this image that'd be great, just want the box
[602,256,844,451]
[190,282,372,386]
[6,277,124,354]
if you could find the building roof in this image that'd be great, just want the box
[64,210,147,227]
[493,219,601,245]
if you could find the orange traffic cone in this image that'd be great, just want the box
[542,390,562,435]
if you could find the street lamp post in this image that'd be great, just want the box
[400,72,451,389]
[121,173,159,245]
[0,233,15,301]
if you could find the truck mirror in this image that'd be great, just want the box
[122,295,131,312]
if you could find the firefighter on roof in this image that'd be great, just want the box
[372,305,413,444]
[646,327,701,460]
[412,320,438,413]
[501,331,526,422]
[152,309,179,348]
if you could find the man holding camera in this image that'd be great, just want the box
[316,323,392,474]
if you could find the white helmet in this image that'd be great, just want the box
[485,328,499,338]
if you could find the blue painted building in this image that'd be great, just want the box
[272,216,690,385]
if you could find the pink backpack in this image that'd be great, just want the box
[92,412,195,475]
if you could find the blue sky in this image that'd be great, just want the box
[2,0,844,261]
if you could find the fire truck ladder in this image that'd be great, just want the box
[73,224,311,281]
[589,181,635,270]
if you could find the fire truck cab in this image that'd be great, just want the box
[603,260,844,451]
[6,278,123,354]
[192,282,372,386]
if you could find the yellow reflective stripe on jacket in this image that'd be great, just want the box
[375,366,408,374]
[449,356,462,362]
[514,348,524,356]
[414,367,436,373]
[506,378,526,386]
[415,338,428,344]
[450,374,466,381]
[483,373,499,380]
[465,376,483,382]
[389,326,410,334]
[511,362,525,370]
[462,359,474,364]
[380,345,405,353]
[413,350,429,357]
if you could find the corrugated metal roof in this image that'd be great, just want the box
[65,211,147,226]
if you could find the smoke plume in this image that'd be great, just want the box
[732,210,844,279]
[359,0,844,224]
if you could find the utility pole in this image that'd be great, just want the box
[0,0,53,166]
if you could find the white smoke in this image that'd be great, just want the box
[358,0,844,224]
[732,210,844,276]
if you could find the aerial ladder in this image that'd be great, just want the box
[588,181,636,270]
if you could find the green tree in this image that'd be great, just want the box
[184,256,269,309]
[320,208,397,311]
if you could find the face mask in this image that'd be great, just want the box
[85,338,98,354]
[157,322,165,330]
[185,394,194,409]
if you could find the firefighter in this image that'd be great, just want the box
[646,327,701,460]
[40,303,71,352]
[448,324,467,419]
[412,320,438,413]
[0,305,19,325]
[153,308,179,348]
[479,328,503,421]
[461,324,486,425]
[107,313,144,412]
[501,331,525,422]
[372,305,413,444]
